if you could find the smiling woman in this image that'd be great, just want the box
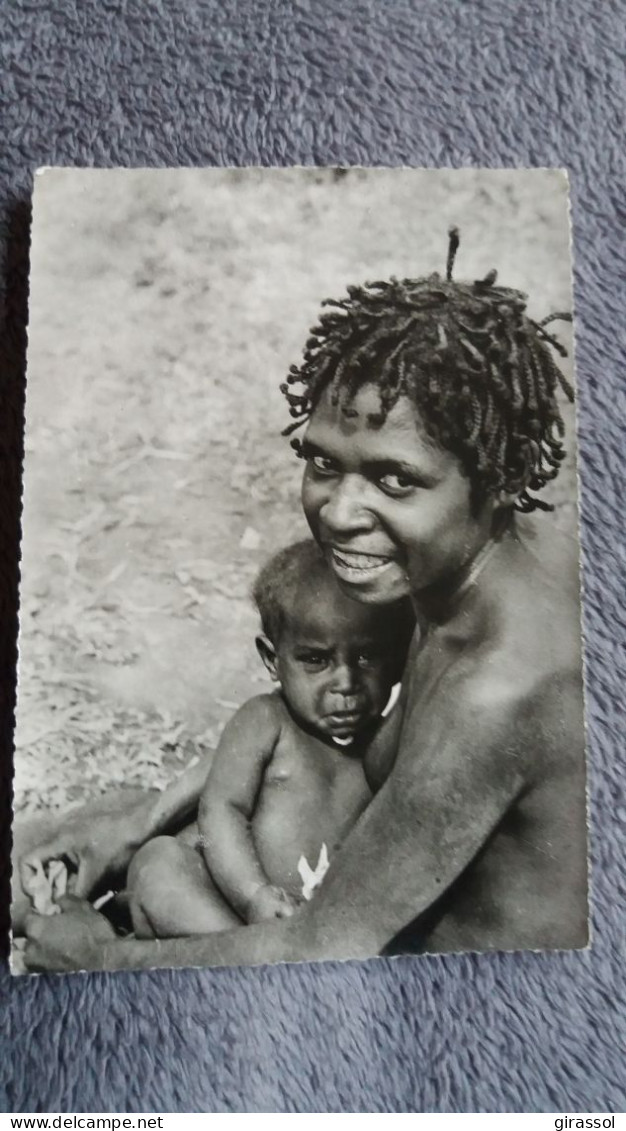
[300,384,492,603]
[284,249,574,514]
[13,168,587,974]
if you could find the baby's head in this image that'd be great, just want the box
[253,540,414,741]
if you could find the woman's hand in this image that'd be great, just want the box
[23,897,119,973]
[19,797,152,902]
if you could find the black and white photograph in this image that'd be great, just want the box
[11,167,588,975]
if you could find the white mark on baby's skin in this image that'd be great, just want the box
[298,843,330,900]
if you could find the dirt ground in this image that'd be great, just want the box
[13,167,579,817]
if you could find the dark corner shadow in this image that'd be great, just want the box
[0,196,32,960]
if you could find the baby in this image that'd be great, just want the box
[126,539,413,937]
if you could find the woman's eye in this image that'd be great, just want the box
[378,472,416,496]
[310,455,337,476]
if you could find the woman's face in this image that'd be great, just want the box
[301,385,495,605]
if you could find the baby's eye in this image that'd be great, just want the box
[356,650,378,668]
[297,651,328,670]
[378,472,417,497]
[309,454,338,477]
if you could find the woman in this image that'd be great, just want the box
[21,242,588,971]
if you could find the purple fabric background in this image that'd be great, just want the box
[1,0,625,1112]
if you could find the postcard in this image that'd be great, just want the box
[11,167,588,974]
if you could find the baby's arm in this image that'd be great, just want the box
[199,696,298,923]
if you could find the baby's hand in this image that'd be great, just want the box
[246,884,300,924]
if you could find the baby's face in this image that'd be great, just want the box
[273,582,398,741]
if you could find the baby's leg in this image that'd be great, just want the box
[127,836,241,938]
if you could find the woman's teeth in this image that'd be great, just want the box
[331,548,393,573]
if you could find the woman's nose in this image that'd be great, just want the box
[319,475,372,536]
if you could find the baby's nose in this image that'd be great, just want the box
[331,662,359,695]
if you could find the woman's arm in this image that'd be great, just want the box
[141,751,216,839]
[25,677,535,972]
[16,751,214,916]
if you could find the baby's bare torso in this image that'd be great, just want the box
[251,701,372,899]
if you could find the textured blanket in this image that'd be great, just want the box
[1,0,625,1113]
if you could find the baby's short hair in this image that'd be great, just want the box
[252,539,415,670]
[252,539,330,644]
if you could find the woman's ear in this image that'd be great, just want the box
[256,635,279,681]
[493,491,518,517]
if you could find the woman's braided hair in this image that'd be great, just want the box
[281,229,574,513]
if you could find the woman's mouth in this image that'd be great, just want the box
[329,547,397,584]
